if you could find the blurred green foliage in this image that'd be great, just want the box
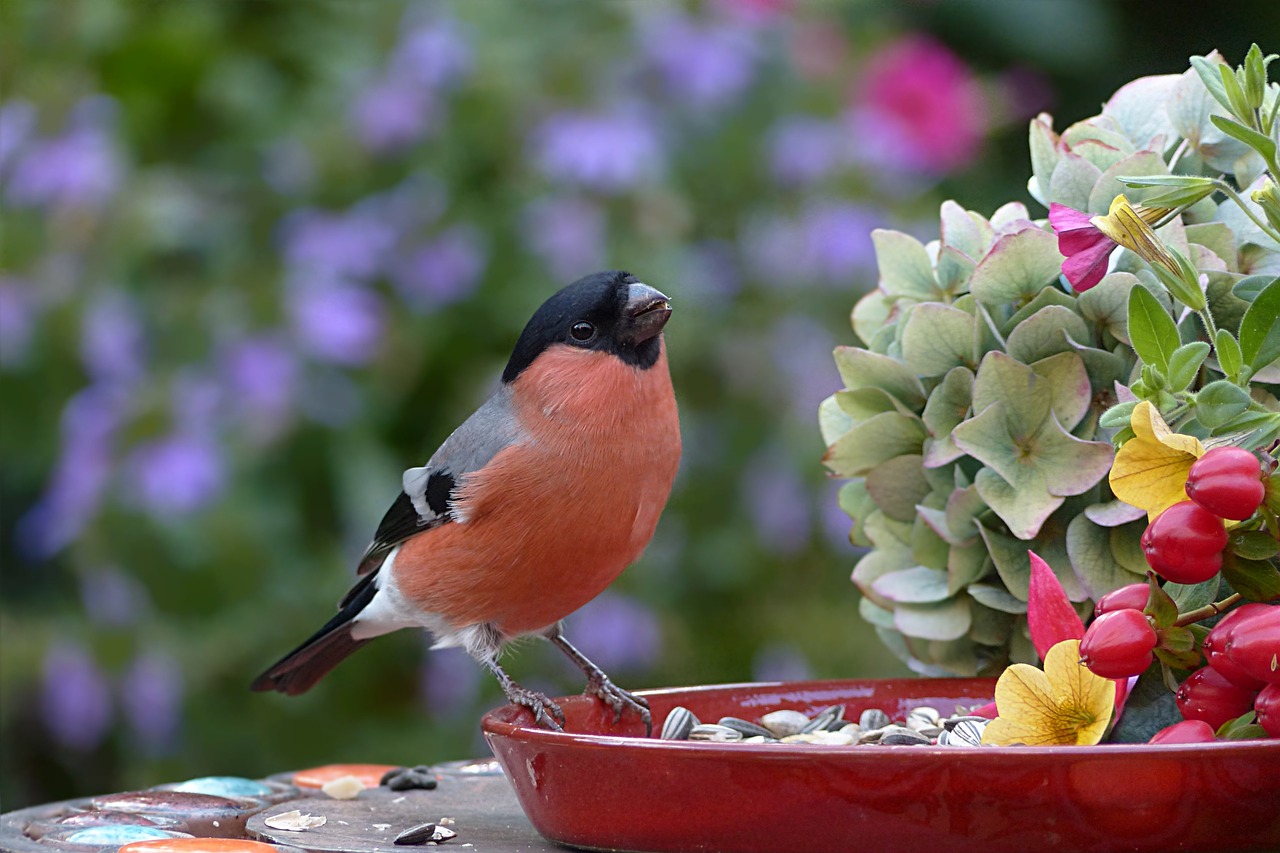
[0,0,1273,810]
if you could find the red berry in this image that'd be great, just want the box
[1185,447,1265,521]
[1222,606,1280,685]
[1256,683,1280,738]
[1141,501,1228,584]
[1205,603,1276,655]
[1175,666,1259,731]
[1094,583,1150,618]
[1148,719,1217,744]
[1205,645,1267,691]
[1079,609,1157,678]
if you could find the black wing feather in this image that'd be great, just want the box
[355,471,458,576]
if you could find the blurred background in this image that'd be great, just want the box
[2,0,1274,809]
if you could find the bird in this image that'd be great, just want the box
[251,270,681,733]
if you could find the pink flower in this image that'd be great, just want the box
[1027,551,1085,660]
[1048,203,1117,292]
[852,35,987,175]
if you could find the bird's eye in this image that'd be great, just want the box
[570,321,596,342]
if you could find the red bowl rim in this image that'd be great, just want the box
[481,678,1280,758]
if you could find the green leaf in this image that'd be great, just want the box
[1156,625,1195,653]
[833,347,928,407]
[1232,274,1277,303]
[872,229,940,300]
[1108,665,1182,743]
[1127,284,1180,372]
[967,583,1027,614]
[865,455,931,523]
[1144,573,1179,629]
[1193,379,1253,429]
[1220,554,1280,602]
[1154,647,1203,670]
[1065,513,1146,599]
[892,596,972,641]
[1210,114,1278,160]
[968,228,1065,306]
[1167,341,1210,391]
[1238,277,1280,371]
[1190,55,1233,114]
[1217,710,1263,739]
[1099,401,1138,430]
[1229,530,1280,561]
[1165,577,1221,613]
[872,566,952,604]
[1214,331,1244,381]
[1005,305,1091,364]
[921,367,974,468]
[822,411,927,477]
[1217,64,1253,123]
[900,303,977,377]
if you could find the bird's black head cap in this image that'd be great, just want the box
[502,270,671,383]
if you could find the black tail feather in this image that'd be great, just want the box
[251,571,379,696]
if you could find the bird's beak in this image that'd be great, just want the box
[621,283,672,345]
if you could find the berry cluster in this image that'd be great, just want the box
[1142,448,1264,584]
[1080,447,1279,743]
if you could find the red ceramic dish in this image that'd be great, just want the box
[482,678,1280,853]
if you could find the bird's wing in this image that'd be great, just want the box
[353,385,523,579]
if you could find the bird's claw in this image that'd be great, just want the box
[586,673,652,736]
[506,684,566,732]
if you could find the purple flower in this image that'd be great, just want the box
[767,116,848,186]
[120,651,183,755]
[279,205,399,282]
[41,641,113,752]
[221,334,300,439]
[7,96,122,210]
[169,371,224,434]
[0,277,36,368]
[80,567,151,628]
[390,15,473,90]
[18,386,125,557]
[743,202,879,287]
[771,314,839,419]
[419,645,483,718]
[0,99,36,172]
[821,481,860,551]
[752,643,813,683]
[533,107,665,193]
[800,202,880,283]
[742,447,811,555]
[562,592,662,674]
[522,195,606,281]
[639,11,758,110]
[80,290,147,386]
[349,75,436,154]
[392,225,486,310]
[126,432,225,517]
[287,277,385,366]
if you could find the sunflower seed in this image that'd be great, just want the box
[688,724,742,742]
[942,715,988,732]
[718,717,773,739]
[801,705,845,733]
[879,726,931,746]
[858,709,890,730]
[759,709,811,738]
[944,719,988,747]
[660,707,699,740]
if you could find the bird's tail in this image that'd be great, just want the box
[250,572,377,696]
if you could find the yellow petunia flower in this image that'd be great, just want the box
[1108,401,1205,521]
[1090,195,1177,274]
[981,640,1115,746]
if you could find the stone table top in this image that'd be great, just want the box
[0,760,567,853]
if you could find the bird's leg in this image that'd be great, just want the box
[546,625,652,736]
[483,657,565,732]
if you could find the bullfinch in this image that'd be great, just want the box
[252,270,680,732]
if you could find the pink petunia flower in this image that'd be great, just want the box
[1048,203,1117,292]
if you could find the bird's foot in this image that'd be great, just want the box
[505,683,566,732]
[586,673,652,735]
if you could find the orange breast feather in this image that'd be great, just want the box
[395,343,680,635]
